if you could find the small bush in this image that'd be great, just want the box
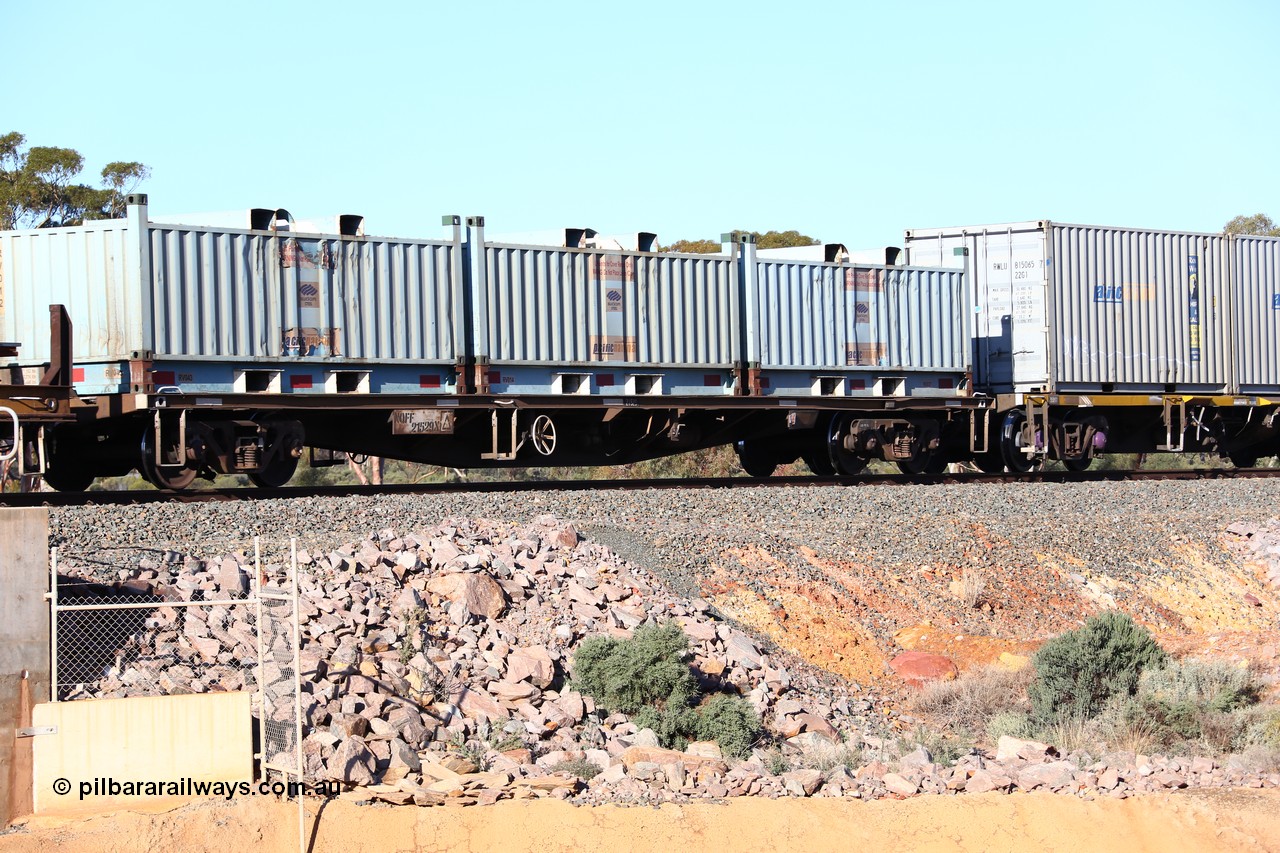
[1246,707,1280,748]
[692,694,762,759]
[549,758,602,780]
[1028,611,1166,723]
[574,621,761,758]
[633,703,699,751]
[1123,658,1261,752]
[1138,658,1257,713]
[573,622,697,714]
[986,710,1035,743]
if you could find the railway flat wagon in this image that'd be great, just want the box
[0,199,988,488]
[738,241,970,474]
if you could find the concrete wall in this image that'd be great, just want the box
[0,508,49,826]
[32,692,253,813]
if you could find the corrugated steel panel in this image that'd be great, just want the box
[0,205,462,366]
[482,244,737,366]
[0,220,145,362]
[1231,234,1280,392]
[147,228,460,362]
[752,260,966,371]
[1048,224,1230,391]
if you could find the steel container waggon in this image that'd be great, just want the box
[0,196,994,488]
[0,195,1276,492]
[0,202,467,397]
[904,220,1277,472]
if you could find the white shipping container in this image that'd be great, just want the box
[905,221,1232,394]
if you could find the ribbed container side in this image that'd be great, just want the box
[0,221,144,362]
[1231,234,1280,392]
[148,228,459,361]
[1050,225,1230,391]
[484,245,736,366]
[753,261,966,371]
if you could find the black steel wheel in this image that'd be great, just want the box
[827,414,867,475]
[42,460,95,492]
[735,440,778,478]
[249,452,299,488]
[140,430,198,490]
[999,411,1039,473]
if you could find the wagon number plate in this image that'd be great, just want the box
[391,409,455,435]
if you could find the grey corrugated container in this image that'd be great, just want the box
[905,221,1232,394]
[750,257,967,372]
[0,200,463,365]
[479,240,738,367]
[1230,234,1280,394]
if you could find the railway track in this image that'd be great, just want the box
[3,467,1278,507]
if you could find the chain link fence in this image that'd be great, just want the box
[48,538,305,782]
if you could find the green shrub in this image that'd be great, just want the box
[573,621,762,758]
[572,622,698,714]
[692,694,761,759]
[1028,611,1166,723]
[633,702,699,751]
[986,710,1035,743]
[1124,658,1261,751]
[1138,658,1257,713]
[549,758,602,780]
[1247,708,1280,748]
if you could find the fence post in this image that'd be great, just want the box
[254,537,265,772]
[291,539,304,853]
[48,548,57,703]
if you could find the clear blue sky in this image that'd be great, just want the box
[4,0,1278,248]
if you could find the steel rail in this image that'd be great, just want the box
[2,467,1278,507]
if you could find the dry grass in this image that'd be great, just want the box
[961,567,987,609]
[913,665,1032,738]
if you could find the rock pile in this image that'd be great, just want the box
[1225,518,1280,590]
[54,515,1280,806]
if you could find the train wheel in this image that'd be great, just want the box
[1063,457,1093,472]
[999,411,1040,473]
[827,414,867,475]
[249,453,299,488]
[42,461,95,492]
[1229,452,1258,469]
[896,453,946,475]
[140,430,198,490]
[735,440,777,478]
[802,448,836,476]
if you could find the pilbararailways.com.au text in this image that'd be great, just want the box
[55,777,342,800]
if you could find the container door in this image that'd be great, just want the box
[905,236,1009,387]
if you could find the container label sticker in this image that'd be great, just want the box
[593,254,635,361]
[1188,255,1201,362]
[280,238,340,356]
[844,268,884,292]
[845,342,887,366]
[1272,293,1280,309]
[1094,284,1124,304]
